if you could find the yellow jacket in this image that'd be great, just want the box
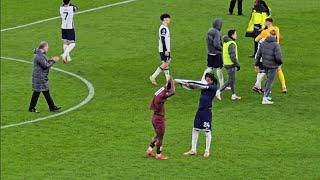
[246,10,270,32]
[255,26,280,43]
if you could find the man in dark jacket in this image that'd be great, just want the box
[229,0,243,16]
[201,18,224,88]
[29,41,61,112]
[255,30,282,105]
[215,29,241,101]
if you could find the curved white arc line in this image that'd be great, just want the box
[0,56,95,129]
[0,0,137,32]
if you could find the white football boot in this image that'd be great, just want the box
[231,94,242,101]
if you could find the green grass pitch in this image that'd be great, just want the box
[1,0,320,179]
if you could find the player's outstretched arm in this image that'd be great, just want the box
[167,77,176,97]
[186,83,209,90]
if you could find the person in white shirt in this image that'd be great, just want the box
[60,0,77,63]
[150,13,171,86]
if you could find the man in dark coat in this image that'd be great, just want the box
[29,41,61,112]
[255,30,282,105]
[229,0,243,16]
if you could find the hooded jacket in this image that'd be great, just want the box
[255,36,282,69]
[32,49,55,92]
[207,19,223,55]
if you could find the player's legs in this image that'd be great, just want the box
[154,128,169,160]
[150,53,171,85]
[61,29,76,63]
[277,67,287,93]
[29,91,41,112]
[263,68,277,104]
[184,111,202,156]
[229,0,236,14]
[216,68,224,88]
[237,0,243,15]
[203,111,212,157]
[148,116,168,160]
[204,130,212,158]
[146,136,157,157]
[202,54,214,80]
[215,54,224,87]
[161,61,171,82]
[253,72,266,93]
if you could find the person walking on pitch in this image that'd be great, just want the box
[150,14,172,86]
[215,29,241,101]
[29,41,61,113]
[255,30,282,105]
[201,18,225,88]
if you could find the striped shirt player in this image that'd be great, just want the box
[146,77,176,160]
[60,0,77,63]
[150,13,171,86]
[176,73,218,158]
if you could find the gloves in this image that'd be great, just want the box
[236,66,241,71]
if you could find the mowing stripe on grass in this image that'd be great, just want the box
[0,0,137,32]
[0,57,95,129]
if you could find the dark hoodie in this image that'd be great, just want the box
[207,18,223,55]
[255,36,282,69]
[223,36,240,68]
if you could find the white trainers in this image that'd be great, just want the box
[231,94,241,101]
[226,87,231,90]
[183,150,197,156]
[215,90,221,100]
[262,97,274,105]
[203,151,210,158]
[267,97,272,101]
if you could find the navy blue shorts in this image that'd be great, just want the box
[194,110,212,131]
[256,60,265,72]
[207,54,223,68]
[61,29,76,41]
[160,52,171,62]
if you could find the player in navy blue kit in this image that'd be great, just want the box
[176,73,218,158]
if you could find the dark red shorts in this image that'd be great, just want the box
[152,115,166,132]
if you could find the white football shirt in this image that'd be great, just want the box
[60,5,77,29]
[158,24,170,52]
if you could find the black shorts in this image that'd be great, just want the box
[160,52,171,62]
[256,60,266,72]
[61,29,76,41]
[207,54,223,68]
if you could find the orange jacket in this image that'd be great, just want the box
[255,25,280,43]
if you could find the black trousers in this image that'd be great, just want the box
[229,0,243,15]
[29,90,55,110]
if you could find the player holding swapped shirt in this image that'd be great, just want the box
[146,77,176,160]
[60,0,77,63]
[176,73,218,158]
[149,13,171,86]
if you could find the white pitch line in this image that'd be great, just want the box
[0,0,137,32]
[0,57,95,129]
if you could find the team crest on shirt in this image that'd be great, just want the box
[161,28,167,35]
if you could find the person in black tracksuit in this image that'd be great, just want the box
[229,0,243,16]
